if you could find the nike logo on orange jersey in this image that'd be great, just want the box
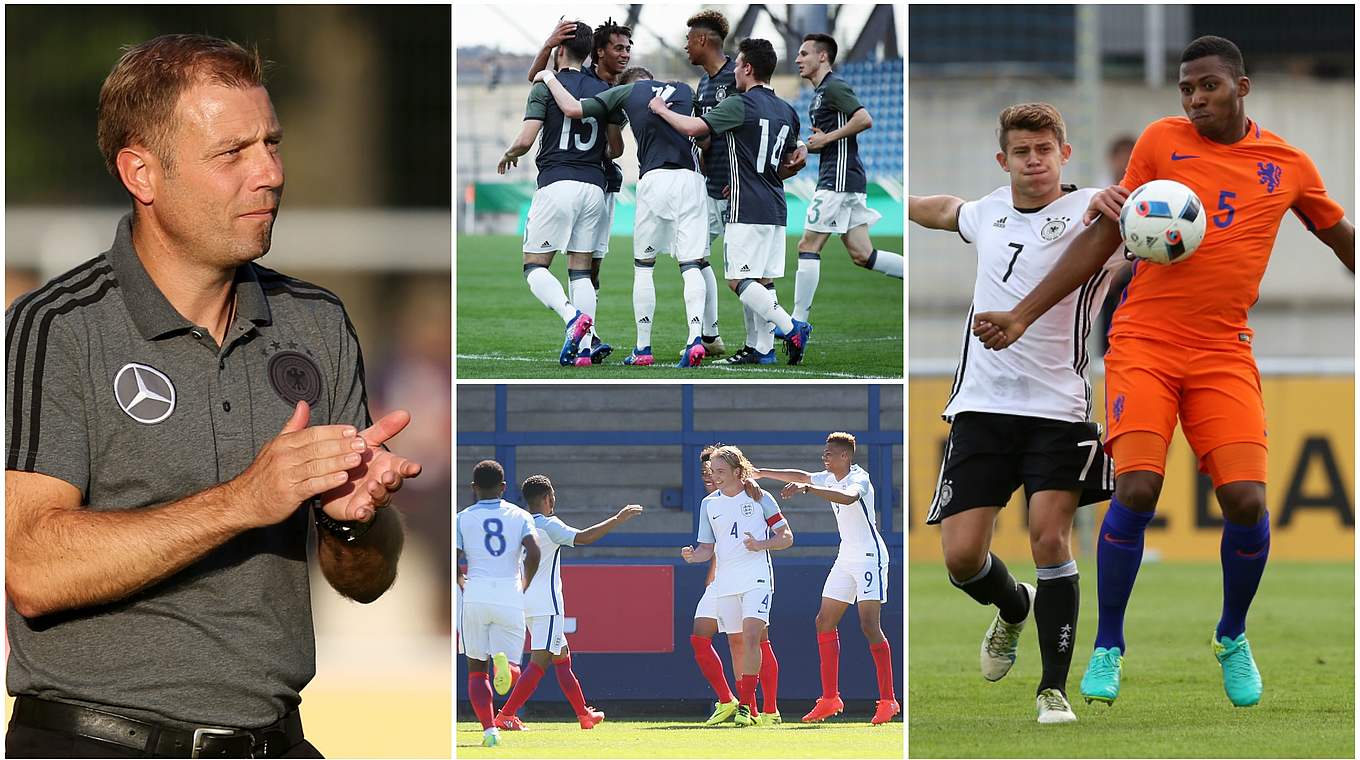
[1170,152,1200,161]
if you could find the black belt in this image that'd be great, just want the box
[12,697,304,758]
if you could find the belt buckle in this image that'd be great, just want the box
[192,726,249,758]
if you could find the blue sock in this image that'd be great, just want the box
[1094,497,1155,653]
[1217,512,1270,641]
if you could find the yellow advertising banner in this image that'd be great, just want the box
[908,374,1354,562]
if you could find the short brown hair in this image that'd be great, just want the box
[618,66,653,85]
[687,10,729,41]
[700,443,725,463]
[472,460,505,489]
[997,102,1066,152]
[97,34,267,179]
[826,432,857,454]
[521,474,554,506]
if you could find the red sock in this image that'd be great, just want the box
[759,640,779,713]
[497,662,545,718]
[554,655,589,717]
[737,674,759,714]
[509,662,522,689]
[468,672,495,729]
[817,630,840,699]
[870,640,896,701]
[690,635,734,702]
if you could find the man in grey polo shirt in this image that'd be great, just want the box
[4,34,422,759]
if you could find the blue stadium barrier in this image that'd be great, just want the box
[455,558,904,707]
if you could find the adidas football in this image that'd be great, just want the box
[1118,179,1206,264]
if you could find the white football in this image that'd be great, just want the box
[1118,179,1206,264]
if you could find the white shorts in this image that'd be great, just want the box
[822,560,889,604]
[634,169,708,263]
[523,180,605,254]
[593,192,616,258]
[722,223,786,280]
[804,189,881,234]
[693,584,742,634]
[706,196,729,244]
[715,588,773,632]
[460,600,526,661]
[527,613,569,655]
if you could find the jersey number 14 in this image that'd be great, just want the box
[756,118,790,171]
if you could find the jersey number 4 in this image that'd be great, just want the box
[756,118,790,171]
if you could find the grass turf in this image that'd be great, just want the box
[456,234,903,379]
[908,560,1354,758]
[456,716,904,758]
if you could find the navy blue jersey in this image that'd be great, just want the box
[701,85,801,226]
[694,56,738,199]
[587,64,625,193]
[584,80,700,177]
[809,72,868,193]
[524,69,618,190]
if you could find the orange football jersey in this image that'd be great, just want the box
[1110,117,1345,348]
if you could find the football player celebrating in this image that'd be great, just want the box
[681,446,793,726]
[973,37,1353,709]
[791,34,902,338]
[755,432,899,725]
[910,103,1122,723]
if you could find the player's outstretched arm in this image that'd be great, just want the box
[574,504,644,545]
[6,401,362,618]
[520,534,542,591]
[527,19,576,83]
[755,468,813,484]
[908,194,964,231]
[498,120,542,174]
[535,70,586,119]
[973,213,1123,350]
[1314,217,1356,273]
[650,97,710,137]
[783,481,859,505]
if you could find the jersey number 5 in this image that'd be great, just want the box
[757,118,790,171]
[483,517,507,556]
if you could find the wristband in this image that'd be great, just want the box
[313,500,374,544]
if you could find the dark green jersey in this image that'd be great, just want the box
[809,72,867,193]
[700,85,801,226]
[523,69,622,190]
[694,56,738,199]
[583,80,700,177]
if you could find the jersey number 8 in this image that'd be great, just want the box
[483,517,507,556]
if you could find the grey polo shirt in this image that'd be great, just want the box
[4,213,372,729]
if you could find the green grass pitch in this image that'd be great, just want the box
[456,716,904,758]
[456,234,903,379]
[908,560,1354,758]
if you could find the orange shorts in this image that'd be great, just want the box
[1104,334,1267,479]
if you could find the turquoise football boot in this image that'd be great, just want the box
[1080,647,1123,704]
[1213,632,1262,707]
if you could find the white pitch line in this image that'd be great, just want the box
[455,353,889,379]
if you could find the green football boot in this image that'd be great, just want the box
[733,704,755,727]
[755,710,783,726]
[1080,647,1123,704]
[1213,632,1262,707]
[491,651,513,695]
[481,728,501,747]
[703,698,740,726]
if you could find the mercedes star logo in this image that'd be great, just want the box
[113,363,176,424]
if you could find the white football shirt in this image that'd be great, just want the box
[523,513,580,617]
[811,464,887,566]
[946,186,1125,423]
[698,488,786,596]
[455,498,536,607]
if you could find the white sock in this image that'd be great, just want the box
[742,304,758,348]
[525,265,576,323]
[569,269,596,348]
[760,283,780,354]
[737,280,794,337]
[681,265,706,343]
[793,253,821,322]
[633,260,656,350]
[700,261,720,337]
[868,248,904,279]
